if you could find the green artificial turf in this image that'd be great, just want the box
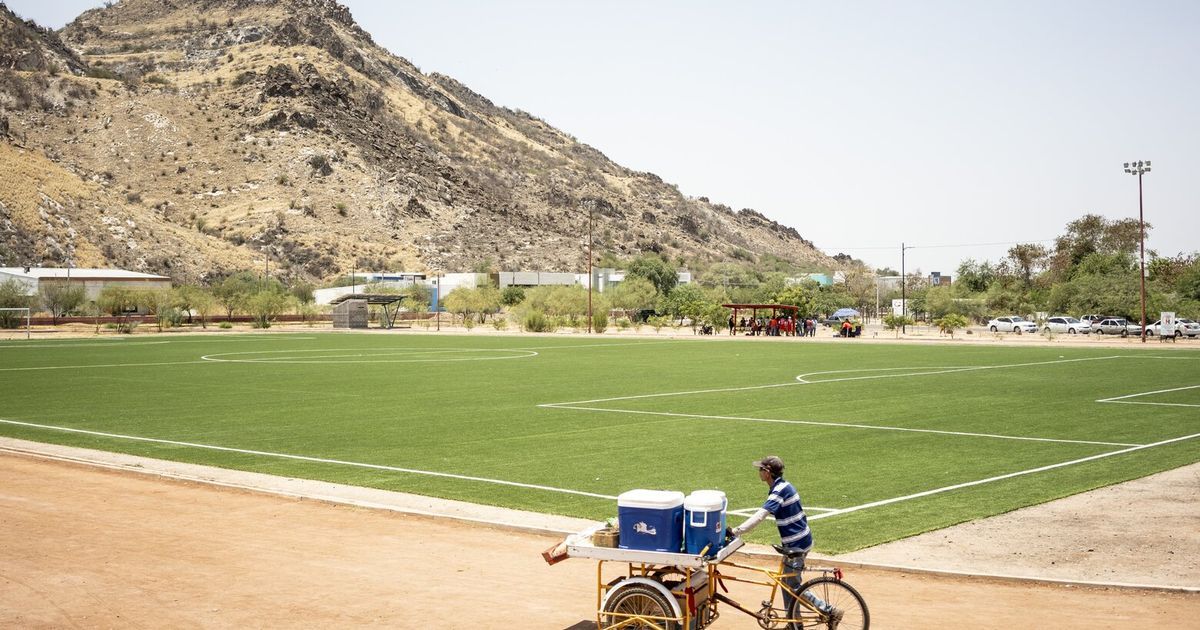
[1,333,1196,553]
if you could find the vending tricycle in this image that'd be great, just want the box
[561,522,869,630]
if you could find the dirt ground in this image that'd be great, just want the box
[2,451,1197,629]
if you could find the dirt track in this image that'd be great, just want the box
[2,453,1197,629]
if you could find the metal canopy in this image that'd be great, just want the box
[329,294,407,329]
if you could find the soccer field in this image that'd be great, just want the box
[1,333,1197,553]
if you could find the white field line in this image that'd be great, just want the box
[539,405,1141,447]
[0,418,617,501]
[1097,384,1200,408]
[808,431,1200,520]
[0,336,316,349]
[510,340,680,351]
[0,360,207,372]
[200,348,538,364]
[545,355,1123,407]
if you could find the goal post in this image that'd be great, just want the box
[0,307,31,339]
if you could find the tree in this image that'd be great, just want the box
[608,277,657,320]
[213,272,262,318]
[189,288,217,328]
[882,313,914,338]
[0,279,32,328]
[443,287,474,323]
[291,282,315,304]
[40,283,86,323]
[403,283,431,312]
[246,291,291,328]
[97,286,138,316]
[501,286,526,307]
[97,286,139,333]
[626,254,677,297]
[1004,243,1049,289]
[1177,258,1200,301]
[472,284,502,322]
[955,259,997,294]
[660,284,707,328]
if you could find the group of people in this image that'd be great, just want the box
[729,315,817,337]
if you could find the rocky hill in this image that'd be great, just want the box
[0,0,840,284]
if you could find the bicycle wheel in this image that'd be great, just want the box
[788,576,869,630]
[601,582,681,630]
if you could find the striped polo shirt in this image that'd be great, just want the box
[762,477,812,551]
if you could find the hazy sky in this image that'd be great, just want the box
[12,0,1199,275]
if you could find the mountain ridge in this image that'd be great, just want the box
[1,0,841,283]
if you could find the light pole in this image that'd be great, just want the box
[1124,160,1151,343]
[582,198,595,334]
[900,243,913,333]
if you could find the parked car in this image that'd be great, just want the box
[1093,318,1135,337]
[987,316,1038,334]
[1148,319,1200,338]
[1080,314,1108,327]
[1043,316,1091,335]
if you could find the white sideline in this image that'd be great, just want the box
[539,404,1140,447]
[0,336,317,349]
[808,431,1200,520]
[0,360,207,372]
[0,418,618,501]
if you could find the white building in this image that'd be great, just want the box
[0,267,171,300]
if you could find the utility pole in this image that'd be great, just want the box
[901,243,910,334]
[1124,161,1151,342]
[583,199,595,334]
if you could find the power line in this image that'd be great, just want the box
[821,238,1057,252]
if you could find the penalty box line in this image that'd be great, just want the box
[808,431,1200,521]
[0,418,617,501]
[539,404,1139,447]
[1097,384,1200,408]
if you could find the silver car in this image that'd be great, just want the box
[1043,316,1091,335]
[1094,318,1133,337]
[987,316,1038,334]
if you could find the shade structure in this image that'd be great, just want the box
[831,307,860,318]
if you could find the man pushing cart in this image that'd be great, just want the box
[544,455,868,629]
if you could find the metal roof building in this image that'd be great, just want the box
[0,267,171,299]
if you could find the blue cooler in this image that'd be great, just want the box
[618,489,685,552]
[684,490,727,556]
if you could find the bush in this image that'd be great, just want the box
[307,154,332,175]
[935,313,970,338]
[157,307,184,329]
[592,310,608,333]
[616,318,631,330]
[522,310,554,333]
[648,315,669,332]
[218,321,233,329]
[492,317,508,331]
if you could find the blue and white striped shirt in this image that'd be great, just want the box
[762,478,812,551]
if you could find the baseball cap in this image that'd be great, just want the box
[753,456,784,476]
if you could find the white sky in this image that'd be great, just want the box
[14,0,1199,275]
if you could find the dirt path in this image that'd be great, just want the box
[2,453,1196,629]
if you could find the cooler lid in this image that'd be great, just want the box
[618,489,685,509]
[684,490,726,511]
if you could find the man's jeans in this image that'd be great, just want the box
[782,550,832,615]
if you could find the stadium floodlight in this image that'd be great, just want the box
[1124,159,1152,342]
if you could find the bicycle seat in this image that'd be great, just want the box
[772,544,807,559]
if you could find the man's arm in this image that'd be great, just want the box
[731,508,770,537]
